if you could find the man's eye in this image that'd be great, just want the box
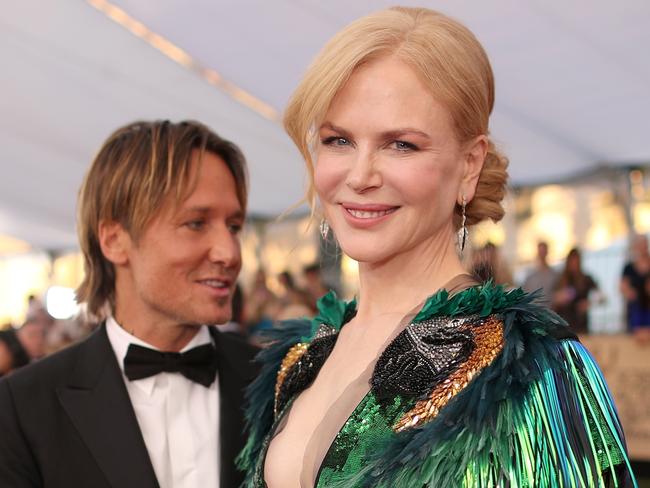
[228,223,243,234]
[185,220,205,230]
[321,136,351,146]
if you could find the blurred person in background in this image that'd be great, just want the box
[238,7,635,487]
[245,268,280,334]
[522,241,558,305]
[277,270,313,318]
[44,314,96,354]
[14,317,48,360]
[552,247,600,334]
[620,234,650,334]
[470,241,513,285]
[217,283,247,335]
[0,120,258,488]
[303,262,330,309]
[0,317,48,377]
[26,293,43,319]
[0,328,30,377]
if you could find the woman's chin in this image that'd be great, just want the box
[337,242,393,265]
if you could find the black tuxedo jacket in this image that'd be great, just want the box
[0,323,258,488]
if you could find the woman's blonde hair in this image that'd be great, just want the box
[76,120,248,319]
[284,6,508,227]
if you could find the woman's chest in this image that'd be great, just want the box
[263,333,390,487]
[259,306,507,486]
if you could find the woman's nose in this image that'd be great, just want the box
[345,150,382,193]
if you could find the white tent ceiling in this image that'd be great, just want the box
[1,0,649,251]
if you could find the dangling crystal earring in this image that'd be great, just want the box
[458,196,468,254]
[319,219,330,240]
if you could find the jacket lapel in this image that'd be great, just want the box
[57,324,159,488]
[211,329,258,488]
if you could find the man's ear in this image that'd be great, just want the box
[459,135,488,203]
[98,220,131,266]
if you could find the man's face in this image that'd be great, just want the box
[115,150,244,328]
[16,322,46,359]
[538,243,548,262]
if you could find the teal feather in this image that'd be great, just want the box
[332,300,636,487]
[239,284,636,487]
[236,318,312,485]
[306,291,357,340]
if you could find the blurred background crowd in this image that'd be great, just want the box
[4,230,650,376]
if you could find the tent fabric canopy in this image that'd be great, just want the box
[1,0,649,250]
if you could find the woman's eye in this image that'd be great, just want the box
[392,140,418,151]
[321,136,351,147]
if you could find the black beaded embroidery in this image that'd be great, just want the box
[314,324,338,340]
[371,315,480,401]
[275,327,338,414]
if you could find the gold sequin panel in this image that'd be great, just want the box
[393,316,505,432]
[274,342,308,416]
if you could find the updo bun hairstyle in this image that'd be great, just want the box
[284,6,509,228]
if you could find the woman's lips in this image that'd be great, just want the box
[346,208,395,218]
[340,203,399,227]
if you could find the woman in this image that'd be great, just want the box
[621,234,650,334]
[238,7,636,487]
[553,247,600,334]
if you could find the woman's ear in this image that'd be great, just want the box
[98,220,131,266]
[460,135,488,203]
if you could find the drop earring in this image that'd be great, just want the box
[319,219,330,240]
[458,196,468,254]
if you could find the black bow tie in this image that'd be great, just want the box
[124,343,218,387]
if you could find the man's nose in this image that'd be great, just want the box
[207,226,241,268]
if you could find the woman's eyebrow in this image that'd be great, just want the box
[320,122,430,141]
[380,128,431,140]
[319,122,353,139]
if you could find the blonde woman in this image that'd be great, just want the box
[238,7,636,487]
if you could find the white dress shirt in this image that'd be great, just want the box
[106,317,219,488]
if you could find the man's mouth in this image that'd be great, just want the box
[197,278,232,289]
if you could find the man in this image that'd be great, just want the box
[522,241,558,305]
[0,318,47,377]
[302,263,329,309]
[0,121,258,487]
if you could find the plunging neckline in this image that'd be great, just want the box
[263,274,480,488]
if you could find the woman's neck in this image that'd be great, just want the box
[354,232,467,323]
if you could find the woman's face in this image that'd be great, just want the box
[314,56,481,265]
[567,253,581,273]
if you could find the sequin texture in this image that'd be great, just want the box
[393,315,505,431]
[274,325,338,417]
[372,315,478,401]
[274,342,308,416]
[316,394,411,486]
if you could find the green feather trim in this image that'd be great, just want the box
[236,318,312,485]
[414,281,527,322]
[326,303,636,487]
[306,291,357,341]
[238,284,636,487]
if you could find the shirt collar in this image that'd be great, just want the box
[106,317,213,396]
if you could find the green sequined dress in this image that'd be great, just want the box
[237,283,637,487]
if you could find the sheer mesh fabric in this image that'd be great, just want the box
[263,274,479,488]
